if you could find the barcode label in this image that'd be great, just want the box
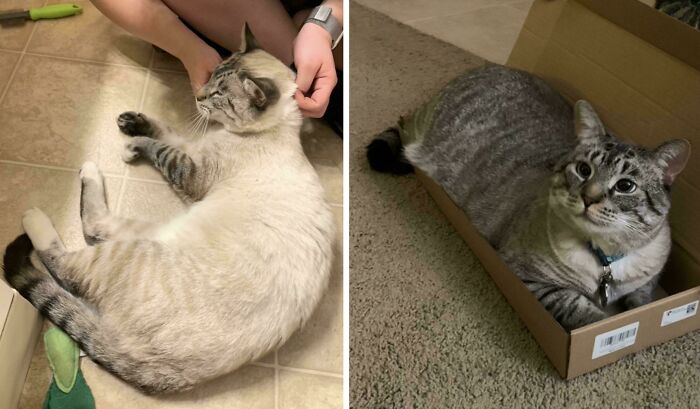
[661,300,699,327]
[591,322,639,359]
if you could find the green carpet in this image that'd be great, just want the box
[348,2,700,408]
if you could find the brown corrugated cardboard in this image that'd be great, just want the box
[416,0,700,378]
[0,281,43,409]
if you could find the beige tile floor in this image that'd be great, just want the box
[0,2,343,408]
[353,0,534,64]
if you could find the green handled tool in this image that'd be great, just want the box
[0,4,82,22]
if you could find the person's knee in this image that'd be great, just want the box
[292,9,312,29]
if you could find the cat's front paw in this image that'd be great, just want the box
[117,111,153,137]
[121,141,141,163]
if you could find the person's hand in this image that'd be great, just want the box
[293,23,337,118]
[183,45,222,93]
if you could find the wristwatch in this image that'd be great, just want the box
[305,5,343,49]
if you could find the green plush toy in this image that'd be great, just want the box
[42,327,95,409]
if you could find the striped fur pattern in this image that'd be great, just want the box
[656,0,700,30]
[2,26,334,393]
[387,65,690,330]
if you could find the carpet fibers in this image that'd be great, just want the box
[348,3,700,408]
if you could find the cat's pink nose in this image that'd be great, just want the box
[582,194,602,207]
[582,183,604,207]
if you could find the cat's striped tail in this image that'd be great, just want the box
[366,127,414,175]
[2,234,190,394]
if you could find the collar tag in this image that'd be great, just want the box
[588,242,622,307]
[599,267,613,307]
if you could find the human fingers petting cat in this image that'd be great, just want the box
[91,0,344,117]
[293,20,338,118]
[183,44,223,93]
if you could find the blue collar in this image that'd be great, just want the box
[588,242,624,266]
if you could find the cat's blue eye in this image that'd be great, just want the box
[576,162,592,179]
[615,179,636,193]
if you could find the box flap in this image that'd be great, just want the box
[0,284,42,409]
[577,0,700,72]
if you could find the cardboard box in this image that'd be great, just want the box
[415,0,700,378]
[0,280,43,409]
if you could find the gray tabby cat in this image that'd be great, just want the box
[3,26,334,393]
[368,65,690,330]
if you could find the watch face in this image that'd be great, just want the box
[315,6,332,21]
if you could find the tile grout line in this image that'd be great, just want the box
[0,159,81,174]
[0,9,42,105]
[116,48,155,214]
[0,160,340,195]
[27,51,148,70]
[251,361,343,379]
[0,48,187,75]
[0,159,172,185]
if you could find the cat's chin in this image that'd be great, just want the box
[569,212,616,237]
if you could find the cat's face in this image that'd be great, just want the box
[550,100,690,244]
[195,24,297,132]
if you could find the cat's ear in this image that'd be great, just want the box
[239,22,259,53]
[242,77,279,110]
[574,100,605,143]
[654,139,691,185]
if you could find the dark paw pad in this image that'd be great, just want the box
[117,111,152,136]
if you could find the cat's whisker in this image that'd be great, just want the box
[201,117,209,139]
[190,114,206,138]
[185,113,204,135]
[183,117,198,135]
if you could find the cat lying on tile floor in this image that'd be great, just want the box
[3,25,334,393]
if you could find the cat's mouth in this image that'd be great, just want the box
[579,209,607,227]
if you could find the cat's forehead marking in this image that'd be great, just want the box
[620,161,631,174]
[588,150,602,162]
[213,55,242,79]
[582,141,643,178]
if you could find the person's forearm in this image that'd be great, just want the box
[89,0,210,64]
[322,0,343,26]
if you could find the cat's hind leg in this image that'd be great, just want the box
[21,208,79,293]
[79,161,110,244]
[2,234,189,394]
[80,161,157,244]
[23,208,141,300]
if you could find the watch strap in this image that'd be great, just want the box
[305,6,343,49]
